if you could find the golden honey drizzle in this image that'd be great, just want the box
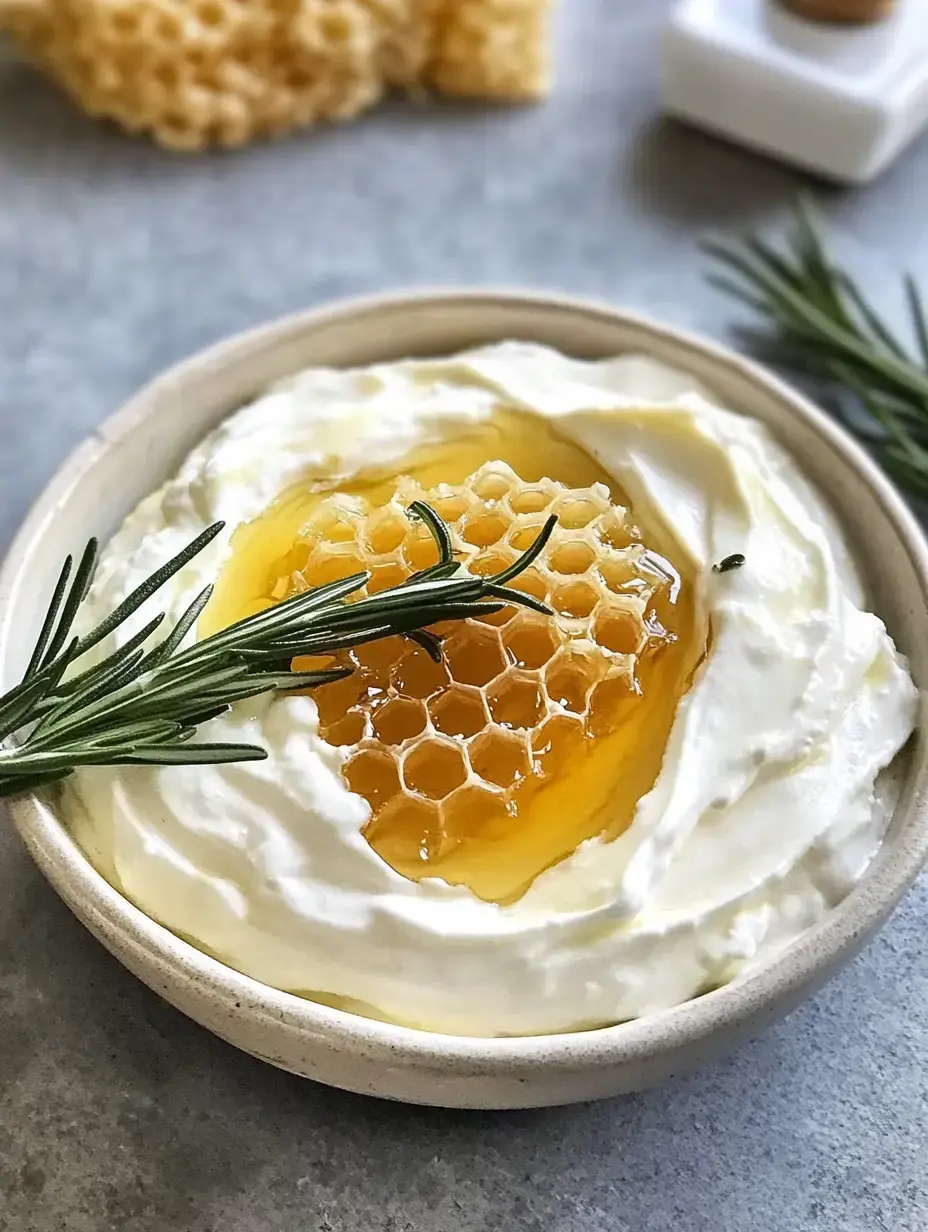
[203,412,705,904]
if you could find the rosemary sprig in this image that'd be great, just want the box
[704,196,928,502]
[0,503,556,797]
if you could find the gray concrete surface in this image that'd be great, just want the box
[2,3,927,1229]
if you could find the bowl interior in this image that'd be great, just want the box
[1,290,927,1075]
[4,293,925,714]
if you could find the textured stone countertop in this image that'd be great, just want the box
[1,4,927,1230]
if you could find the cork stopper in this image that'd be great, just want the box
[780,0,896,21]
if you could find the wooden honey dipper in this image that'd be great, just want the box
[780,0,896,21]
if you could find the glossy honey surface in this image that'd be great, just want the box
[203,413,705,903]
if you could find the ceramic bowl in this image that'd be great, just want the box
[2,291,927,1109]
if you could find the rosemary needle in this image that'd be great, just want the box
[705,195,928,503]
[0,503,556,797]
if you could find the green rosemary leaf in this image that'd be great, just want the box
[115,743,269,766]
[840,273,911,361]
[142,585,213,669]
[705,273,772,317]
[50,614,166,703]
[792,196,823,271]
[185,571,370,658]
[482,584,551,615]
[0,643,77,741]
[287,583,484,626]
[702,239,793,302]
[706,198,928,509]
[492,515,557,584]
[76,719,190,749]
[742,236,805,292]
[852,388,928,440]
[403,561,463,584]
[31,662,248,744]
[170,726,199,743]
[707,234,867,359]
[0,660,55,727]
[23,552,73,682]
[0,671,60,743]
[250,626,418,660]
[792,199,849,323]
[0,769,74,797]
[73,521,225,659]
[109,662,252,715]
[905,274,928,370]
[829,361,917,456]
[882,445,928,500]
[254,605,506,657]
[169,706,233,729]
[271,668,353,692]
[404,629,444,662]
[33,649,148,735]
[39,538,98,672]
[177,670,347,703]
[407,499,454,566]
[0,747,122,774]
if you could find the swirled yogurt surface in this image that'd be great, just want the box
[64,343,918,1036]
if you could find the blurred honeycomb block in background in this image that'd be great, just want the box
[0,0,554,150]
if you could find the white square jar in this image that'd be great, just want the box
[659,0,928,182]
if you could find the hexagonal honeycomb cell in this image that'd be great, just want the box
[206,445,705,904]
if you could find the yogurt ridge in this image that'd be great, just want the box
[65,342,918,1036]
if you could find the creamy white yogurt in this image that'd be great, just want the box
[64,343,918,1036]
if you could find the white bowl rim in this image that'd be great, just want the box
[3,286,928,1076]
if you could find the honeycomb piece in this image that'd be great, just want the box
[427,0,551,100]
[0,0,554,150]
[252,460,701,903]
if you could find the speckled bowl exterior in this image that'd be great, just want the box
[2,291,926,1109]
